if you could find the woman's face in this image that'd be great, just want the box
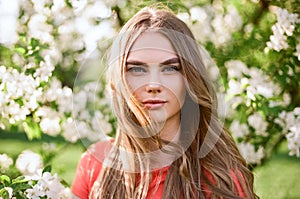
[125,32,186,126]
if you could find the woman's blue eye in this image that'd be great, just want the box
[162,65,180,72]
[127,66,146,73]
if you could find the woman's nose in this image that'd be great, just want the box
[146,82,162,93]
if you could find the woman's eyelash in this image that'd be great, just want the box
[126,64,180,72]
[126,66,146,72]
[163,65,180,71]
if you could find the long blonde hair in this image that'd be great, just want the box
[90,6,258,199]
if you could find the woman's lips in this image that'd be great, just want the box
[143,99,167,109]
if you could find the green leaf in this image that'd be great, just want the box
[12,176,28,184]
[0,175,11,186]
[42,165,52,173]
[11,182,32,191]
[23,120,42,140]
[0,188,10,199]
[14,47,26,55]
[60,179,70,187]
[30,38,40,49]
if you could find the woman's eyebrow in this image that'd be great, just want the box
[125,60,147,65]
[160,57,179,65]
[125,57,179,66]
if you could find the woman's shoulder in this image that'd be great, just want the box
[72,139,114,199]
[85,138,114,161]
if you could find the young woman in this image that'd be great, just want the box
[72,6,258,199]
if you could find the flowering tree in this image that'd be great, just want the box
[0,0,299,197]
[0,151,71,198]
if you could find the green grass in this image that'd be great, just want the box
[0,137,299,198]
[253,142,300,199]
[0,138,84,185]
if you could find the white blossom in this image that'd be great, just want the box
[40,117,61,136]
[82,1,111,19]
[245,67,282,100]
[0,66,42,124]
[248,112,268,136]
[60,187,73,199]
[84,81,103,100]
[230,120,250,138]
[3,101,30,124]
[72,90,88,115]
[57,20,85,52]
[238,142,264,164]
[275,8,299,36]
[0,0,19,46]
[224,96,243,117]
[42,77,63,102]
[266,8,300,52]
[57,87,73,114]
[102,0,126,8]
[38,172,64,199]
[224,5,243,30]
[188,6,212,44]
[294,43,300,61]
[90,110,112,140]
[286,125,300,157]
[16,150,43,176]
[51,0,73,25]
[42,78,73,114]
[182,4,242,46]
[3,187,13,199]
[61,118,80,143]
[223,60,281,102]
[190,7,207,22]
[28,13,54,44]
[225,60,249,79]
[25,172,66,199]
[211,5,242,46]
[0,153,13,171]
[227,79,243,95]
[266,24,289,52]
[31,0,52,16]
[35,106,62,136]
[26,183,45,199]
[69,0,88,14]
[176,12,190,23]
[275,107,300,157]
[33,55,55,82]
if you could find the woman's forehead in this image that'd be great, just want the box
[130,32,175,53]
[127,32,177,62]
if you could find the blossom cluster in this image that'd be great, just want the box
[1,0,115,58]
[225,60,283,103]
[275,108,300,157]
[177,2,242,47]
[0,0,115,143]
[0,154,13,172]
[0,64,112,143]
[266,7,300,55]
[0,65,43,125]
[25,172,71,199]
[237,142,265,165]
[0,150,71,199]
[174,4,299,164]
[224,59,289,164]
[61,81,113,143]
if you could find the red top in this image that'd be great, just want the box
[72,141,246,199]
